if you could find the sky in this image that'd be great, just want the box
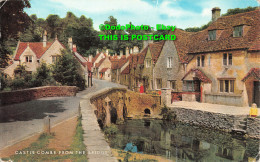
[25,0,259,31]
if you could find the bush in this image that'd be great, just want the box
[103,124,119,136]
[160,105,176,121]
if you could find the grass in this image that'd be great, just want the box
[3,117,88,162]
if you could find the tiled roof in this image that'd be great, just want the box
[100,68,108,73]
[169,29,194,63]
[149,41,164,64]
[111,60,119,70]
[95,58,105,68]
[242,68,260,81]
[14,42,54,61]
[182,68,212,83]
[121,66,130,74]
[137,46,148,64]
[187,9,260,54]
[73,51,93,72]
[248,36,260,51]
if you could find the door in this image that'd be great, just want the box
[194,80,201,102]
[253,81,260,107]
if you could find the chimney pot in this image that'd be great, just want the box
[68,37,73,51]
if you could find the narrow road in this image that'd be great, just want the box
[0,79,125,150]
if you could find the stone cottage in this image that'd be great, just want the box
[182,8,260,107]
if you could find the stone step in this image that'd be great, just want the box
[238,124,247,130]
[232,129,246,134]
[239,121,247,124]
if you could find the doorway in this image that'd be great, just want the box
[253,81,260,107]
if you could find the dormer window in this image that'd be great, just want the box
[233,26,243,37]
[208,30,216,41]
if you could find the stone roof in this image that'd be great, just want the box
[187,9,260,54]
[242,68,260,81]
[182,68,212,83]
[149,41,164,64]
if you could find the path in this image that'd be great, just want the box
[170,101,260,116]
[79,79,126,162]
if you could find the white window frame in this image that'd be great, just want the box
[167,57,172,68]
[25,55,33,62]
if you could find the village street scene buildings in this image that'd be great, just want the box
[2,7,259,108]
[84,8,259,108]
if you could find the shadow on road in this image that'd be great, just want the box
[0,99,66,123]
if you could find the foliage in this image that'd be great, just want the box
[0,0,31,67]
[30,62,55,87]
[53,49,85,90]
[160,105,176,121]
[222,6,258,16]
[103,124,119,136]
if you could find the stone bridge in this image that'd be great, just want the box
[90,87,161,127]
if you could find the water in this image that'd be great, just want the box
[106,119,260,162]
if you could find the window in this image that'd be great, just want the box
[146,59,151,68]
[201,55,205,67]
[223,53,232,66]
[233,26,243,37]
[197,56,200,67]
[228,54,232,65]
[183,81,194,92]
[223,53,227,66]
[167,57,172,68]
[25,56,32,62]
[197,55,205,67]
[156,78,162,89]
[169,80,176,90]
[219,79,234,93]
[52,56,59,63]
[208,30,216,40]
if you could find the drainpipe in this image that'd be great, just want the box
[152,63,155,90]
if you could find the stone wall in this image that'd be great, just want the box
[171,107,243,132]
[0,86,78,105]
[205,93,243,107]
[171,107,260,139]
[246,117,260,139]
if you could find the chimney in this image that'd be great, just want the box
[120,50,123,57]
[96,49,99,54]
[68,37,73,51]
[133,46,139,54]
[106,49,109,55]
[212,7,221,22]
[72,44,77,52]
[43,30,47,47]
[89,55,93,62]
[126,47,129,58]
[130,48,133,54]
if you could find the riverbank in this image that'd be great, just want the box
[169,101,260,139]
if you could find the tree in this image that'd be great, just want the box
[30,62,54,87]
[222,6,257,16]
[53,49,85,89]
[0,0,31,67]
